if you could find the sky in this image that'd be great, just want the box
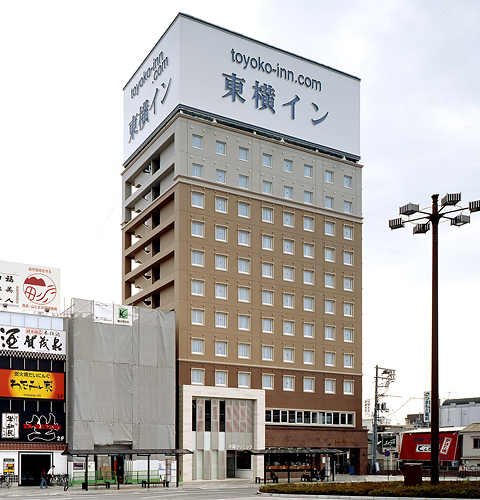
[1,0,479,423]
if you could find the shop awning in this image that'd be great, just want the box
[62,448,192,457]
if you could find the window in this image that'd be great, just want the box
[283,320,294,335]
[239,175,249,189]
[284,186,293,199]
[191,220,204,237]
[215,254,227,270]
[262,235,273,251]
[325,196,334,209]
[344,354,354,368]
[325,170,334,183]
[215,225,227,242]
[344,201,352,213]
[216,141,226,155]
[262,207,273,222]
[192,135,203,149]
[191,309,204,325]
[284,159,293,172]
[344,251,353,265]
[283,348,294,362]
[262,374,273,390]
[238,286,250,303]
[238,202,249,218]
[303,296,314,311]
[239,147,248,161]
[262,318,274,333]
[343,225,353,240]
[283,239,294,254]
[304,191,313,204]
[238,258,250,274]
[344,328,354,342]
[215,197,227,213]
[304,165,313,178]
[191,192,204,208]
[344,175,352,188]
[343,303,354,317]
[262,181,272,194]
[262,262,273,278]
[325,352,335,366]
[303,243,314,258]
[325,379,335,393]
[325,300,335,314]
[238,230,250,246]
[215,312,227,328]
[283,293,294,309]
[262,290,274,306]
[283,376,294,391]
[215,341,227,356]
[344,277,353,291]
[215,371,227,386]
[283,212,294,227]
[262,345,273,361]
[192,164,203,178]
[216,169,226,183]
[303,323,314,338]
[215,283,228,299]
[191,279,204,296]
[191,250,204,267]
[473,438,480,449]
[303,269,314,285]
[263,154,272,167]
[283,266,294,281]
[325,273,335,288]
[238,372,250,388]
[238,343,250,359]
[303,216,314,231]
[325,326,334,340]
[303,350,314,365]
[325,221,334,236]
[238,315,250,330]
[191,369,204,385]
[304,377,314,392]
[344,381,354,394]
[191,338,204,354]
[325,247,335,262]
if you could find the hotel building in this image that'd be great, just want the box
[121,13,367,480]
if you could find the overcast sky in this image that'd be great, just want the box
[2,0,479,422]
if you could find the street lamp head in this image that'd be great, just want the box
[399,203,419,216]
[469,200,480,213]
[451,214,470,227]
[413,223,430,234]
[441,193,461,207]
[389,218,405,230]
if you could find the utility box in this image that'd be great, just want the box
[403,463,422,486]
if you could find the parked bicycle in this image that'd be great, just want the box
[50,473,69,490]
[0,475,11,488]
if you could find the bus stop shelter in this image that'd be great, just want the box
[62,448,192,490]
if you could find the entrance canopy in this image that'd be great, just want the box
[251,448,344,455]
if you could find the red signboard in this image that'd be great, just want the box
[400,431,460,462]
[0,369,64,400]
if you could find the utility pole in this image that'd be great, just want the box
[372,366,396,474]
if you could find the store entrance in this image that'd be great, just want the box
[20,453,51,486]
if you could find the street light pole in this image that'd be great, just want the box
[389,192,480,485]
[431,194,439,485]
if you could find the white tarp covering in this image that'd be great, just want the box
[68,299,175,450]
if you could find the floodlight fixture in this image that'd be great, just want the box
[399,203,419,216]
[441,193,461,207]
[389,218,405,230]
[451,214,470,227]
[413,223,430,234]
[469,200,480,213]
